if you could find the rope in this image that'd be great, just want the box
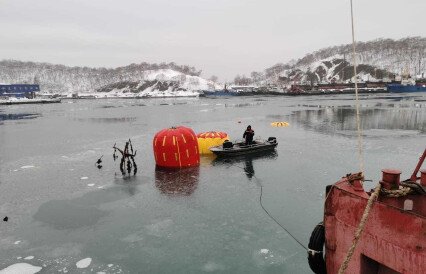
[226,161,308,251]
[380,186,413,197]
[346,172,364,183]
[258,180,308,251]
[337,182,381,274]
[350,0,364,175]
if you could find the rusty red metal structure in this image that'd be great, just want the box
[317,149,426,273]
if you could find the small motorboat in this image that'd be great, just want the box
[209,137,278,157]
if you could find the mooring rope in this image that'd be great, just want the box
[226,162,308,251]
[336,3,376,272]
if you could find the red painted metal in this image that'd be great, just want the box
[410,149,426,181]
[324,164,426,273]
[153,126,200,168]
[380,169,401,190]
[420,170,426,186]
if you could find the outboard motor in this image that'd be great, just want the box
[223,140,233,149]
[267,137,277,144]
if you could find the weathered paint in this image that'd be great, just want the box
[324,174,425,273]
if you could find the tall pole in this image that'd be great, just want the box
[350,0,364,175]
[343,53,346,81]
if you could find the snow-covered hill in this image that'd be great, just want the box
[96,69,216,97]
[0,60,217,96]
[264,37,426,84]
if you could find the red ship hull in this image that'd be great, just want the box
[324,178,425,273]
[309,149,426,274]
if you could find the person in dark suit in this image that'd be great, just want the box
[243,125,255,145]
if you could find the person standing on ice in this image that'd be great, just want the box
[243,125,255,145]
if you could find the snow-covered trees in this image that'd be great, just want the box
[0,60,206,94]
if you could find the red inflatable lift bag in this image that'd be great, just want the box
[153,126,200,168]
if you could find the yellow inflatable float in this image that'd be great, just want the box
[197,131,229,155]
[271,121,290,127]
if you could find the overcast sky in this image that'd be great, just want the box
[1,0,425,81]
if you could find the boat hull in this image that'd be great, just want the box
[387,83,426,93]
[323,178,425,274]
[210,141,277,157]
[201,90,239,97]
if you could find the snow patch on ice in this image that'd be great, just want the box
[76,258,92,268]
[0,263,42,274]
[20,165,35,169]
[260,249,269,254]
[87,183,95,187]
[24,256,34,260]
[14,241,21,245]
[80,177,88,180]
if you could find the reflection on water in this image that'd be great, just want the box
[213,151,278,180]
[266,114,287,120]
[0,113,41,122]
[99,105,118,109]
[225,102,263,108]
[113,176,140,196]
[291,107,426,134]
[308,94,424,102]
[74,117,137,123]
[33,184,140,229]
[33,199,107,229]
[244,158,255,179]
[155,167,199,196]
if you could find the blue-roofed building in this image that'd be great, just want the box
[0,84,40,98]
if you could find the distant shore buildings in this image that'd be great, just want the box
[0,84,40,99]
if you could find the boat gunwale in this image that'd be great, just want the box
[210,140,278,157]
[331,182,425,219]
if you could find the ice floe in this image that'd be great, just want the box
[260,249,269,254]
[76,258,92,268]
[0,263,42,274]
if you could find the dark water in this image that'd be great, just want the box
[0,93,425,273]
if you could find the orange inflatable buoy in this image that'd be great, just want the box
[153,126,200,168]
[271,121,290,127]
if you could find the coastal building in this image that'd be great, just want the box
[0,84,40,99]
